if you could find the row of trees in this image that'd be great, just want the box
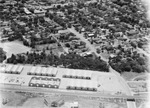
[7,51,109,72]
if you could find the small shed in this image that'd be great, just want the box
[41,67,47,76]
[5,65,13,73]
[82,81,87,90]
[64,69,71,78]
[11,65,19,74]
[46,67,53,76]
[28,67,36,75]
[51,68,58,77]
[16,65,24,74]
[88,33,94,37]
[36,67,42,75]
[24,7,32,15]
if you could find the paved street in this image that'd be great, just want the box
[0,84,147,100]
[68,27,137,108]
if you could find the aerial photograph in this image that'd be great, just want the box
[0,0,149,108]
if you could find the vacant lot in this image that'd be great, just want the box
[0,91,127,108]
[121,72,147,81]
[0,41,31,58]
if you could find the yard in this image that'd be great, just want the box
[121,72,148,81]
[35,43,65,56]
[0,41,31,58]
[96,75,127,95]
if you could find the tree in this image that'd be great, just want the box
[0,48,6,62]
[132,65,144,73]
[23,40,29,46]
[118,44,122,49]
[68,23,72,28]
[57,5,61,9]
[96,48,101,54]
[130,41,137,48]
[30,41,35,48]
[65,43,70,47]
[136,57,145,65]
[11,54,16,60]
[0,0,5,3]
[137,41,143,48]
[46,46,49,50]
[123,64,131,72]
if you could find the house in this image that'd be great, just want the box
[34,9,46,16]
[44,17,51,22]
[81,28,85,32]
[24,7,32,15]
[127,30,138,36]
[57,11,65,17]
[55,26,63,31]
[35,33,41,39]
[16,21,26,27]
[0,21,9,27]
[78,45,85,49]
[101,36,107,41]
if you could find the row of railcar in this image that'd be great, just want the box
[29,77,61,89]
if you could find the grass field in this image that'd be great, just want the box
[0,40,31,58]
[121,72,147,81]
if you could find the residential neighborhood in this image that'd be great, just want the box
[0,0,149,108]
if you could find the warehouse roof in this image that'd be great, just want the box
[5,64,13,72]
[28,66,58,76]
[63,69,92,78]
[11,65,19,72]
[4,65,24,74]
[41,67,47,74]
[67,79,97,89]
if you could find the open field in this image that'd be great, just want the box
[121,72,148,81]
[0,41,31,58]
[135,99,149,108]
[0,91,128,108]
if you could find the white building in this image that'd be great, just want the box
[63,69,92,80]
[66,79,97,91]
